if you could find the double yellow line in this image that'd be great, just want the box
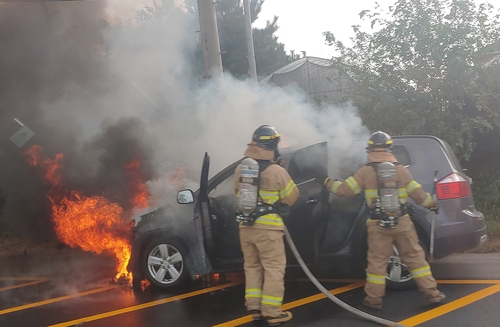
[0,284,119,315]
[213,281,365,327]
[215,279,500,327]
[400,280,500,327]
[48,282,242,327]
[2,278,500,327]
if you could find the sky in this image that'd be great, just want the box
[254,0,500,58]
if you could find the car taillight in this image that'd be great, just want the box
[436,173,471,199]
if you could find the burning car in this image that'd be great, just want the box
[127,136,487,289]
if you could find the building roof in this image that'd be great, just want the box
[260,56,355,104]
[261,57,334,83]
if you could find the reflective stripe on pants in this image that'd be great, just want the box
[365,215,440,300]
[240,228,286,317]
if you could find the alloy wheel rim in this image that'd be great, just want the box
[147,244,184,284]
[386,245,413,283]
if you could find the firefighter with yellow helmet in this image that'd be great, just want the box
[233,125,299,326]
[317,131,445,310]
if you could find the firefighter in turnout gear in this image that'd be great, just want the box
[317,131,445,310]
[234,125,299,326]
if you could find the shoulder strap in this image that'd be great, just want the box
[256,159,274,172]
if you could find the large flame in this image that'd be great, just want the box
[52,193,131,278]
[25,145,150,280]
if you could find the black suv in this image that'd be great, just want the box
[127,135,487,289]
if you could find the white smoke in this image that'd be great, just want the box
[52,0,369,208]
[1,0,370,221]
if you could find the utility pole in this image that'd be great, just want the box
[197,0,223,78]
[243,0,257,81]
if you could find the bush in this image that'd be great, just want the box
[472,171,500,235]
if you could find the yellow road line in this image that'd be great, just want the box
[0,278,49,292]
[48,282,242,327]
[0,277,48,281]
[436,280,500,284]
[212,281,365,327]
[0,285,119,315]
[399,282,500,326]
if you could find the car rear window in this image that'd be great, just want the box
[392,137,456,191]
[441,140,464,171]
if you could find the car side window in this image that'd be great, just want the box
[209,173,235,198]
[392,146,411,166]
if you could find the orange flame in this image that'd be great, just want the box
[24,145,64,186]
[126,159,150,208]
[24,145,150,280]
[51,192,131,278]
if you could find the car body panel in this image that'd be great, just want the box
[392,136,486,259]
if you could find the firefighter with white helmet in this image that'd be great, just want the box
[317,131,445,310]
[234,125,299,326]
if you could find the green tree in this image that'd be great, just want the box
[324,0,500,161]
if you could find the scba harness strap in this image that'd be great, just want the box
[369,162,408,228]
[236,159,282,226]
[369,204,408,228]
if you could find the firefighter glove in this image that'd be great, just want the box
[429,202,439,214]
[314,174,330,185]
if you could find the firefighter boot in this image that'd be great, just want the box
[363,297,382,310]
[265,311,292,326]
[427,291,446,304]
[249,310,262,321]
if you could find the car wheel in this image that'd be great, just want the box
[141,239,189,288]
[385,245,415,290]
[386,236,429,290]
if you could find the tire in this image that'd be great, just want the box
[141,239,190,289]
[386,236,429,290]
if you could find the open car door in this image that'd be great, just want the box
[188,153,213,277]
[285,142,329,264]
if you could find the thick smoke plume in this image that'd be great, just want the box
[0,0,368,243]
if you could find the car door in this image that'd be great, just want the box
[206,167,242,263]
[190,152,213,276]
[285,142,329,264]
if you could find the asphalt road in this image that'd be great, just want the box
[1,249,500,327]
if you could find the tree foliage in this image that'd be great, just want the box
[324,0,500,161]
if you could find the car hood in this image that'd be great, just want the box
[132,201,196,236]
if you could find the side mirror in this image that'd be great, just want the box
[177,189,194,204]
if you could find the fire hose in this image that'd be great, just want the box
[284,226,406,327]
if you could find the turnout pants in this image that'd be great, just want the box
[365,215,441,302]
[239,228,286,317]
